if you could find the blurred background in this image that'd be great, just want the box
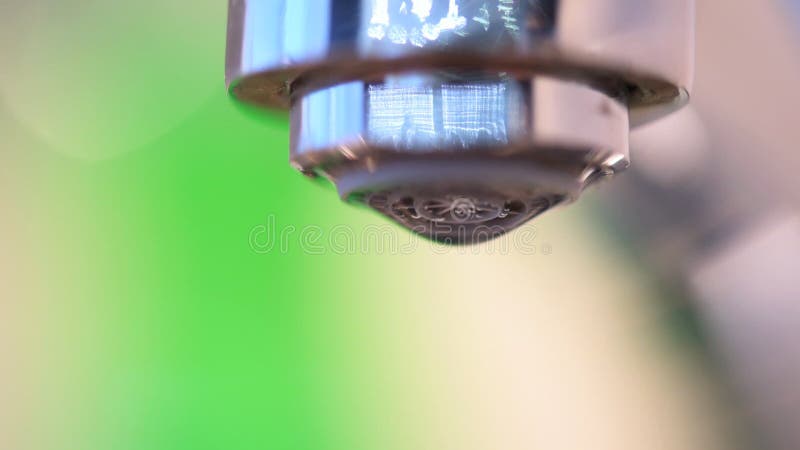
[2,1,799,449]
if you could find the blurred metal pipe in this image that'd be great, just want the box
[601,1,800,448]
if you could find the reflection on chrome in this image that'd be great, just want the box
[498,0,520,32]
[295,74,524,154]
[410,0,434,21]
[295,81,366,155]
[368,84,437,149]
[367,0,533,47]
[366,75,521,150]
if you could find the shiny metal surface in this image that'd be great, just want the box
[290,73,628,165]
[227,0,694,243]
[227,0,693,124]
[289,73,628,244]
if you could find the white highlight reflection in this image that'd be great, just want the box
[368,0,468,44]
[411,0,433,22]
[367,78,515,150]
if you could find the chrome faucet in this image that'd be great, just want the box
[226,0,694,244]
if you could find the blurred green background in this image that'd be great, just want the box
[1,2,739,450]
